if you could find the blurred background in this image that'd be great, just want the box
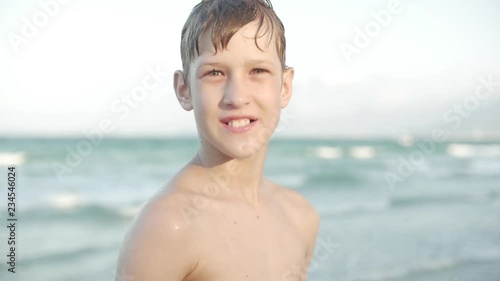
[1,0,499,280]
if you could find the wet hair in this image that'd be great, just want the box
[180,0,287,81]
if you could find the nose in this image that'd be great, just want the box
[222,75,251,108]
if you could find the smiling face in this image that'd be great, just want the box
[174,20,294,160]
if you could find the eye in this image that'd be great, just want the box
[206,69,224,76]
[251,68,268,74]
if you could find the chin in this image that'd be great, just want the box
[234,138,267,158]
[197,122,272,160]
[217,135,269,160]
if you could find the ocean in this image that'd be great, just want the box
[0,137,499,281]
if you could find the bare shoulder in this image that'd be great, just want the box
[115,189,199,281]
[129,189,196,236]
[269,182,320,261]
[270,182,320,237]
[272,182,319,223]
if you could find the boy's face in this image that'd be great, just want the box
[174,20,294,159]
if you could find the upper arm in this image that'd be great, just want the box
[115,196,197,281]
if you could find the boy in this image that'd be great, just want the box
[115,0,320,280]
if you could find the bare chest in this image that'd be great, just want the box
[187,210,307,281]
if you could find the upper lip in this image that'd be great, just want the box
[220,115,258,124]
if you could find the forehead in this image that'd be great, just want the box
[195,20,280,64]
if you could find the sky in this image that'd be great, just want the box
[1,0,499,138]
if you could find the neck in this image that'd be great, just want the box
[189,141,268,205]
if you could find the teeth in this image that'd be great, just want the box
[228,118,250,128]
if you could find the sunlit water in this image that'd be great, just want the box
[0,138,499,281]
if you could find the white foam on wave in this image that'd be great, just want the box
[447,144,475,158]
[398,134,415,147]
[48,194,85,210]
[0,152,26,166]
[311,146,343,159]
[447,143,500,158]
[350,146,376,159]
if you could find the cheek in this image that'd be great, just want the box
[190,84,210,109]
[269,82,285,106]
[191,85,222,122]
[256,78,282,99]
[189,85,208,122]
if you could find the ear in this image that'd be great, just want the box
[173,70,193,111]
[280,67,294,108]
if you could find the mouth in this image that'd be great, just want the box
[224,118,257,127]
[220,116,258,132]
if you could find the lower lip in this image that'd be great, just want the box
[221,120,258,133]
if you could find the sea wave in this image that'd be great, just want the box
[270,174,307,189]
[16,199,142,222]
[390,192,496,208]
[350,146,376,159]
[354,252,500,281]
[320,191,499,217]
[305,172,366,187]
[0,151,26,166]
[309,146,378,159]
[48,193,86,209]
[320,200,390,217]
[21,243,117,267]
[447,143,500,158]
[310,146,344,159]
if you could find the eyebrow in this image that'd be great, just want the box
[196,59,273,70]
[244,59,271,65]
[196,62,225,70]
